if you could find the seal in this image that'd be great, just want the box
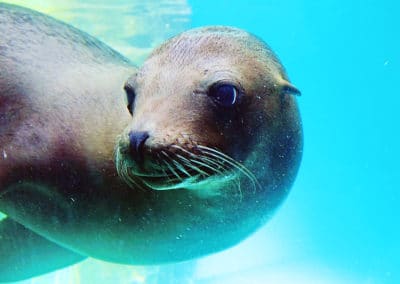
[0,3,303,282]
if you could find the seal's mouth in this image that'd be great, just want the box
[114,143,259,193]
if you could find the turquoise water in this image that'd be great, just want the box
[193,2,400,282]
[3,1,399,283]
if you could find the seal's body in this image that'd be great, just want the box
[0,3,302,282]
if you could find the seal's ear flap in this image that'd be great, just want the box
[280,81,301,96]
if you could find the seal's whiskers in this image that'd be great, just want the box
[180,159,211,177]
[168,154,192,178]
[116,142,259,196]
[198,156,230,172]
[189,158,225,176]
[160,151,183,181]
[155,153,177,183]
[197,145,260,193]
[171,146,217,176]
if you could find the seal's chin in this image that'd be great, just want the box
[114,143,259,194]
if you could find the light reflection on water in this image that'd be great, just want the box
[2,0,191,64]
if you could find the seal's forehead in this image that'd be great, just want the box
[147,26,283,72]
[134,26,289,95]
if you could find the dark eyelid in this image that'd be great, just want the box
[211,80,243,93]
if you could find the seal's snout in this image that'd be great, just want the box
[128,131,149,163]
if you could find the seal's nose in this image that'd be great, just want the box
[128,131,149,163]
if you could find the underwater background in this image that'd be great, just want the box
[1,0,398,283]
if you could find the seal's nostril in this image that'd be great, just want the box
[128,131,149,163]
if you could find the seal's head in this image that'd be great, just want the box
[115,26,302,261]
[116,26,301,194]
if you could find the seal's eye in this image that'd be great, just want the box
[208,84,239,107]
[124,86,136,115]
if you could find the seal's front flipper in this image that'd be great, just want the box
[0,218,86,282]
